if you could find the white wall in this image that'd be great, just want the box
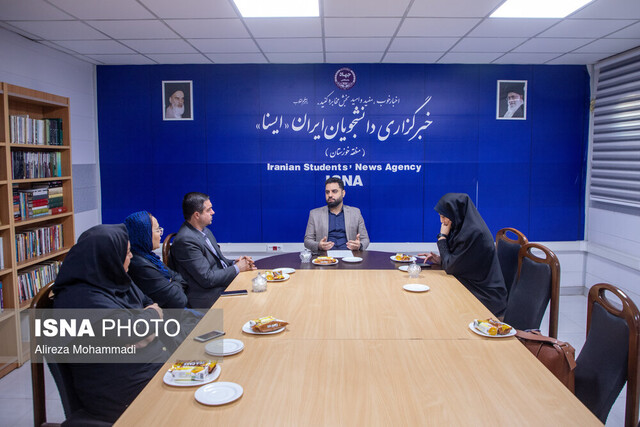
[0,28,100,239]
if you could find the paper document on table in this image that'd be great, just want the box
[327,250,354,259]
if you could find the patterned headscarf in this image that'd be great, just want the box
[124,211,171,279]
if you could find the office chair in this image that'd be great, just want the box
[575,283,640,427]
[30,283,112,427]
[503,242,560,338]
[495,227,528,296]
[162,232,177,267]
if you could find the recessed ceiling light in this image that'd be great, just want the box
[490,0,594,18]
[233,0,319,18]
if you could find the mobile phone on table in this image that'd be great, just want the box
[194,330,225,342]
[221,290,248,297]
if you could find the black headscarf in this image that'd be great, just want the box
[435,193,507,315]
[53,224,133,296]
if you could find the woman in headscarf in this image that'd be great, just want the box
[124,211,188,308]
[419,193,507,316]
[53,224,169,422]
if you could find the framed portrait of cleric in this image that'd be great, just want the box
[496,80,527,120]
[162,80,193,121]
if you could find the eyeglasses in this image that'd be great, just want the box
[154,227,164,236]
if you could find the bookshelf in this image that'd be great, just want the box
[0,83,75,379]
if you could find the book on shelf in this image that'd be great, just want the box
[9,115,63,145]
[0,281,3,312]
[15,223,64,263]
[0,236,4,269]
[48,181,64,208]
[18,260,62,303]
[11,151,62,179]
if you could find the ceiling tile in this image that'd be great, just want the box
[189,38,260,53]
[140,0,238,19]
[244,18,321,38]
[571,0,640,19]
[6,20,108,40]
[606,22,640,38]
[512,38,593,53]
[538,19,636,38]
[121,39,198,54]
[165,19,249,38]
[389,37,459,52]
[324,18,400,37]
[325,37,390,52]
[145,53,212,63]
[205,53,268,63]
[438,52,502,63]
[324,0,411,17]
[88,20,178,39]
[468,18,559,37]
[493,52,561,64]
[326,52,384,63]
[266,52,325,63]
[48,0,154,19]
[383,52,443,62]
[0,0,72,20]
[88,54,156,65]
[257,38,322,53]
[398,18,481,37]
[409,0,503,18]
[546,52,611,64]
[451,37,528,52]
[54,40,136,54]
[574,38,640,53]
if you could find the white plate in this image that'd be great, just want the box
[242,321,285,335]
[398,265,409,272]
[205,339,245,357]
[312,258,338,266]
[468,322,516,338]
[266,272,290,282]
[390,255,417,263]
[163,363,221,387]
[274,267,295,274]
[195,382,244,406]
[341,256,363,263]
[403,284,430,293]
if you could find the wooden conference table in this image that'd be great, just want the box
[116,251,600,426]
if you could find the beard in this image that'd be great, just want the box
[327,197,342,208]
[171,104,185,118]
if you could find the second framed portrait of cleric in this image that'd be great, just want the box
[496,80,527,120]
[162,80,193,121]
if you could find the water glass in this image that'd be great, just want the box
[300,249,312,263]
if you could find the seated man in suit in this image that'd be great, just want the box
[170,192,256,308]
[304,177,370,252]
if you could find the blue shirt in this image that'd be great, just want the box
[328,210,348,249]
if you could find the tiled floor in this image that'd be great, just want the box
[0,295,627,426]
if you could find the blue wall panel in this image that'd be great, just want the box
[97,63,589,243]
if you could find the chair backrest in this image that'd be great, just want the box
[575,283,640,426]
[503,242,560,338]
[162,232,177,267]
[30,282,60,427]
[495,227,528,295]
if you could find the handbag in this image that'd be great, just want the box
[515,329,577,392]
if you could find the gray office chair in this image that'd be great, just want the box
[503,242,560,338]
[575,283,640,427]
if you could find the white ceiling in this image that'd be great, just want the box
[0,0,639,65]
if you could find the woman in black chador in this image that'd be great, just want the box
[419,193,507,316]
[53,224,169,422]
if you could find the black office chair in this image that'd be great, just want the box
[30,283,112,427]
[503,242,560,338]
[162,232,177,267]
[575,283,640,427]
[495,227,528,296]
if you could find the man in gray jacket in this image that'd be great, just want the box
[304,177,370,252]
[170,192,255,308]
